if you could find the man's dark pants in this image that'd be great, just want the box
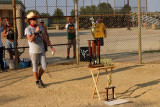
[0,47,4,70]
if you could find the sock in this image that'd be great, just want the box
[38,76,41,80]
[67,52,70,57]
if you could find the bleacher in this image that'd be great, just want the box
[131,14,160,29]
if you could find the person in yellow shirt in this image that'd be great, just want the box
[94,17,106,46]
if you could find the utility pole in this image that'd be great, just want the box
[56,0,57,9]
[12,0,18,69]
[35,0,36,10]
[46,0,48,15]
[66,0,67,16]
[146,0,148,13]
[138,0,142,64]
[83,0,84,7]
[24,0,25,6]
[114,0,116,15]
[74,0,79,63]
[127,0,130,30]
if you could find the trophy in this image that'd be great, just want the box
[89,17,96,38]
[88,39,103,68]
[88,17,103,68]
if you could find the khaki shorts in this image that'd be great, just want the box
[67,39,76,48]
[30,52,46,72]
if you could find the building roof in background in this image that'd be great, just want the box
[0,0,21,4]
[0,0,25,8]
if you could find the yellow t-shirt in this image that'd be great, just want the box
[94,23,106,38]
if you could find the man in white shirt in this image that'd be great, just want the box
[25,12,55,88]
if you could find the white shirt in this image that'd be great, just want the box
[25,25,45,53]
[0,27,4,47]
[65,23,75,30]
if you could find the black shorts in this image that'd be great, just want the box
[95,38,104,46]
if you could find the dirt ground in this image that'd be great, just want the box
[1,62,160,107]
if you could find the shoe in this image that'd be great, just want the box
[1,69,7,72]
[39,80,44,87]
[36,81,44,88]
[66,56,70,60]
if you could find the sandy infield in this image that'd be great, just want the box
[0,62,160,107]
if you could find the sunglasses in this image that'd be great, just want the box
[30,18,37,21]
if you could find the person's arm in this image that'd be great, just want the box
[104,30,106,38]
[41,26,55,51]
[26,26,40,42]
[44,26,49,39]
[0,17,5,28]
[3,29,8,37]
[103,23,107,38]
[42,33,55,52]
[26,34,36,42]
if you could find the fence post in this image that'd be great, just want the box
[74,0,79,63]
[12,0,18,69]
[138,0,142,64]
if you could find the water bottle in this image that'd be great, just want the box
[4,61,7,68]
[51,50,55,55]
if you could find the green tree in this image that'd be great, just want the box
[79,7,86,15]
[25,10,40,16]
[40,13,50,17]
[52,8,64,24]
[97,3,113,14]
[70,9,75,16]
[120,4,131,14]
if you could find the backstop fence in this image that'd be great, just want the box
[1,0,160,69]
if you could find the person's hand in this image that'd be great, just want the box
[35,26,40,33]
[5,32,9,36]
[51,47,56,55]
[105,34,107,38]
[51,47,56,52]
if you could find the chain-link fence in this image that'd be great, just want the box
[1,0,160,70]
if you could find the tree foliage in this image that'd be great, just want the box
[97,3,113,14]
[52,8,64,23]
[120,4,131,14]
[25,10,40,16]
[79,3,113,15]
[70,9,75,16]
[40,13,50,17]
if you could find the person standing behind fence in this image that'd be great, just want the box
[3,17,16,60]
[25,12,55,88]
[65,17,76,59]
[94,17,106,46]
[39,19,49,52]
[0,17,6,72]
